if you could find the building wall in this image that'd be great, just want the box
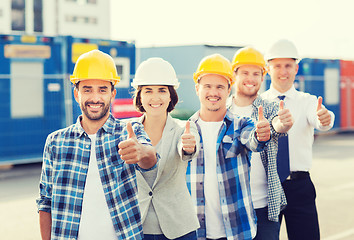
[1,0,110,39]
[0,1,11,34]
[56,0,110,39]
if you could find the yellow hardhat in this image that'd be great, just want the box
[232,47,267,75]
[70,49,120,85]
[193,54,235,86]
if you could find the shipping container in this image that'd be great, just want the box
[340,60,354,130]
[297,58,341,129]
[264,58,341,129]
[0,34,138,165]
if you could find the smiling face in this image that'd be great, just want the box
[196,74,231,120]
[74,79,116,122]
[267,58,299,93]
[235,64,263,99]
[140,85,171,117]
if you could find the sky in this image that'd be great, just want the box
[111,0,354,60]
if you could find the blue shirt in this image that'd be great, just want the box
[186,110,268,240]
[36,114,154,240]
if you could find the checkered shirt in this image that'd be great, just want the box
[248,96,287,222]
[186,110,268,240]
[36,114,153,240]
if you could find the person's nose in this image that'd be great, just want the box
[151,92,161,101]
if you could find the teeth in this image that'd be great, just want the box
[89,105,101,109]
[208,98,219,101]
[150,104,161,108]
[245,84,254,87]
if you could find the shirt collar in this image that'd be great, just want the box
[139,113,174,131]
[73,113,117,139]
[268,84,297,100]
[252,95,263,108]
[190,109,233,126]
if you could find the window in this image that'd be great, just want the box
[11,61,44,118]
[114,57,131,88]
[65,15,97,25]
[34,0,43,32]
[324,68,339,105]
[11,0,26,31]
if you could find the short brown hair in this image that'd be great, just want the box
[133,85,178,113]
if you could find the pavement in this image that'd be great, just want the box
[0,133,353,240]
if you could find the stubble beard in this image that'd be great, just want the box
[81,101,111,121]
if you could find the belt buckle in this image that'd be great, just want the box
[286,173,292,180]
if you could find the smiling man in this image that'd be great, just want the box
[262,39,335,240]
[36,50,157,240]
[186,54,271,240]
[229,47,293,240]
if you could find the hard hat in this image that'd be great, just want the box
[232,47,266,75]
[193,54,235,86]
[132,57,179,89]
[70,49,120,85]
[264,39,301,63]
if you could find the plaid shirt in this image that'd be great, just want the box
[186,110,268,240]
[36,114,153,240]
[230,96,287,222]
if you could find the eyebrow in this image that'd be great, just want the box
[82,86,109,89]
[144,87,168,90]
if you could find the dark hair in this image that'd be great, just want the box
[133,85,178,113]
[74,81,115,91]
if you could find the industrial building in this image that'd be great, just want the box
[0,0,111,39]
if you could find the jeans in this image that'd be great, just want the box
[144,231,197,240]
[253,207,280,240]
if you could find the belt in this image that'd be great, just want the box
[286,171,309,181]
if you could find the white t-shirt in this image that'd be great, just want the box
[78,134,116,240]
[230,103,268,209]
[198,119,226,239]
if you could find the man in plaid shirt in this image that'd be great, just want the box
[229,47,293,240]
[187,54,271,240]
[36,50,157,240]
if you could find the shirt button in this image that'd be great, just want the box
[86,145,89,148]
[149,191,153,196]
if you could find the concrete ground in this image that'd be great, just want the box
[0,133,353,240]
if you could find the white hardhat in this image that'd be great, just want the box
[265,39,301,63]
[132,57,180,89]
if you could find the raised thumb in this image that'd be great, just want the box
[126,122,135,139]
[258,105,264,120]
[317,96,323,111]
[279,100,284,111]
[184,121,191,134]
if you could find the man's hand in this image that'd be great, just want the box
[118,122,142,164]
[256,105,271,142]
[317,96,331,126]
[181,121,196,154]
[276,100,294,132]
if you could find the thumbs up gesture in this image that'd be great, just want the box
[316,96,331,126]
[118,122,142,164]
[277,100,294,129]
[181,121,196,154]
[256,106,271,142]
